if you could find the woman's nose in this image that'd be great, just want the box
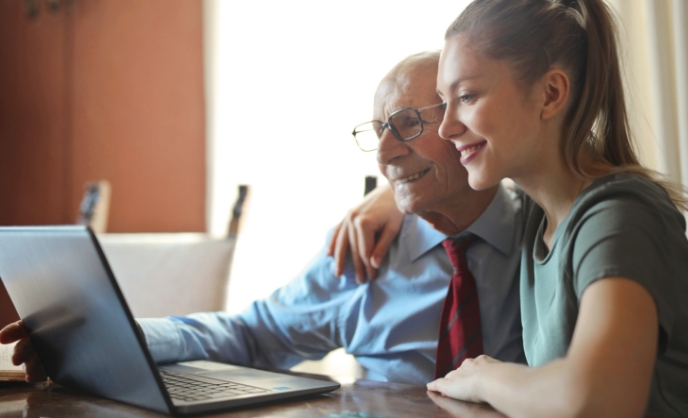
[376,128,410,165]
[438,104,467,141]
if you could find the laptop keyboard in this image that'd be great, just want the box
[160,370,269,403]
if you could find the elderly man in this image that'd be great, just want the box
[0,51,523,386]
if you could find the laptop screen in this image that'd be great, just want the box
[0,226,171,414]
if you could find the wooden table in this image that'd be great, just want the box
[0,378,506,418]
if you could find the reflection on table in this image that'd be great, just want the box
[0,378,506,418]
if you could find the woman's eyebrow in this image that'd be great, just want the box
[446,75,482,91]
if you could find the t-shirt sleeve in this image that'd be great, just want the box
[571,198,675,352]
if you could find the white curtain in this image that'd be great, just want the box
[610,0,688,186]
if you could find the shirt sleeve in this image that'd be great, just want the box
[137,240,358,369]
[571,197,676,351]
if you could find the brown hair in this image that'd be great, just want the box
[445,0,687,210]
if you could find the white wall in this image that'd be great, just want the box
[204,0,470,312]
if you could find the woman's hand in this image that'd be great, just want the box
[427,391,507,418]
[0,320,47,383]
[428,279,658,417]
[327,183,404,283]
[427,355,501,404]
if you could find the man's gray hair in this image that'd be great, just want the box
[382,50,441,87]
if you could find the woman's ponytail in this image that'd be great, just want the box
[445,0,688,210]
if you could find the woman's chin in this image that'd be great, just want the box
[467,173,500,191]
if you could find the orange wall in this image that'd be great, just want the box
[0,0,206,232]
[70,0,206,232]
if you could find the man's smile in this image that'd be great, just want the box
[394,168,431,184]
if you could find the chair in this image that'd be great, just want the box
[76,180,111,233]
[99,233,234,317]
[98,185,250,318]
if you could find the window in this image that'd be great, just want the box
[205,0,470,312]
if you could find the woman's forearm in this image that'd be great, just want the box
[429,356,589,417]
[430,279,656,418]
[479,359,588,418]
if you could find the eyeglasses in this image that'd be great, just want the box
[351,103,445,152]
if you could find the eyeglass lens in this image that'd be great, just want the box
[354,109,423,151]
[353,121,383,152]
[388,108,422,140]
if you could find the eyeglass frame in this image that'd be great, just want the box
[351,102,446,152]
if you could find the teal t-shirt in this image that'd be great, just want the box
[520,173,688,416]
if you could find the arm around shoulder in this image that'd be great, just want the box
[327,183,404,282]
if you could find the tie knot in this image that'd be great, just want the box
[442,234,478,270]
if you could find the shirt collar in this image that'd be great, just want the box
[401,215,447,262]
[463,185,518,256]
[402,184,519,262]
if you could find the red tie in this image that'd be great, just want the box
[434,235,484,379]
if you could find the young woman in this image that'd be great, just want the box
[330,0,688,416]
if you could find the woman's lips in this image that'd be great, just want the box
[456,141,486,165]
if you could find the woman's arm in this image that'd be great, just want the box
[326,183,404,282]
[428,277,658,418]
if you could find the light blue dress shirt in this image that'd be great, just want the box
[138,185,524,385]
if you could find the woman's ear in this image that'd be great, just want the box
[540,69,570,120]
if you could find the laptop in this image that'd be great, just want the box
[0,226,339,415]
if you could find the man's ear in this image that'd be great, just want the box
[540,69,570,120]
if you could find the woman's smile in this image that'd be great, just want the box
[455,141,487,165]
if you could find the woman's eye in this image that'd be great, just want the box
[459,94,475,103]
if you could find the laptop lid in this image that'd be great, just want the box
[0,226,173,415]
[0,226,340,415]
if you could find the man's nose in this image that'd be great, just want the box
[438,103,467,141]
[376,128,410,165]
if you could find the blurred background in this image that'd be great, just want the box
[0,0,686,377]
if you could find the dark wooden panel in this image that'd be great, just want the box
[0,0,69,226]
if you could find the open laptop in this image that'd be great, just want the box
[0,226,339,415]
